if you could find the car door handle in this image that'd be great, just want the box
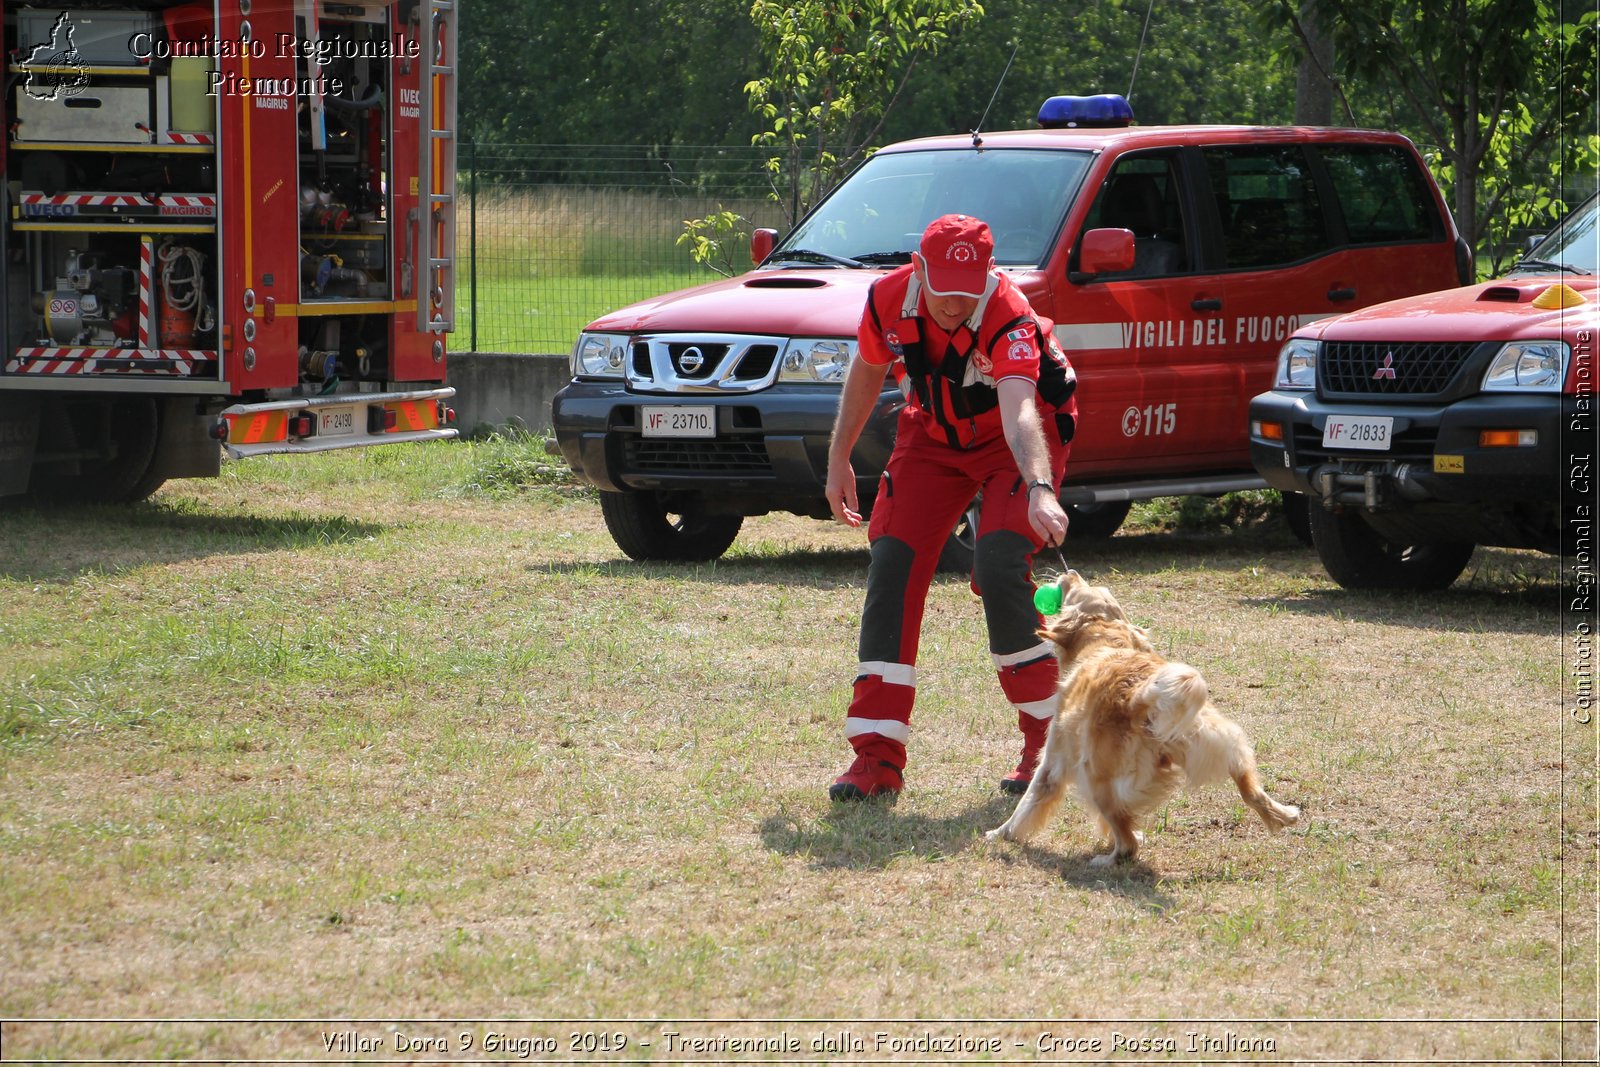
[1328,287,1357,302]
[1191,297,1222,312]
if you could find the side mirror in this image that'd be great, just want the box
[1078,227,1136,275]
[751,228,777,264]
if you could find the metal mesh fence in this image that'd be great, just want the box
[461,143,790,354]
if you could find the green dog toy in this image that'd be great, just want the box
[1033,580,1064,615]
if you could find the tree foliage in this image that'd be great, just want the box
[459,0,1597,270]
[743,0,985,223]
[1270,0,1599,269]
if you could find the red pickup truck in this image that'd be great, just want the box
[553,94,1470,563]
[1250,192,1597,589]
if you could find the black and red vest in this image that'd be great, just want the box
[868,272,1078,451]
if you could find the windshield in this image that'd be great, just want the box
[1521,194,1599,274]
[774,148,1094,268]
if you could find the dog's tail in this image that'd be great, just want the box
[1139,663,1207,743]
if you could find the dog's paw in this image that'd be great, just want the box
[983,826,1011,844]
[1089,852,1116,868]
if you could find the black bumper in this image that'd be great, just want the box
[551,378,897,515]
[1248,389,1575,549]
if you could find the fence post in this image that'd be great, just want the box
[468,140,479,354]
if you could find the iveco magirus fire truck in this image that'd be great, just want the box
[0,0,458,502]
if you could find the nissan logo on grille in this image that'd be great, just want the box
[677,346,705,374]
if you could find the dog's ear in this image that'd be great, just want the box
[1038,608,1087,650]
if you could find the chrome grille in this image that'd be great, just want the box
[626,334,790,394]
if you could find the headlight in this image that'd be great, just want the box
[1481,340,1568,392]
[572,332,629,378]
[1273,337,1317,390]
[779,338,855,383]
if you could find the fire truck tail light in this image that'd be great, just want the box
[1479,429,1538,448]
[369,407,400,434]
[220,410,289,446]
[287,413,315,438]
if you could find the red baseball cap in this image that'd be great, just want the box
[918,214,995,297]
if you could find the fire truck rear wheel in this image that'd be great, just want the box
[599,489,743,562]
[1064,499,1131,541]
[1308,506,1474,591]
[34,396,163,504]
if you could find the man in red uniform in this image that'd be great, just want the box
[825,214,1078,802]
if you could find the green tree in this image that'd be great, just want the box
[744,0,985,223]
[1271,0,1599,268]
[878,0,1297,143]
[460,0,759,150]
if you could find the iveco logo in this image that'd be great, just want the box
[678,346,705,373]
[1373,351,1397,380]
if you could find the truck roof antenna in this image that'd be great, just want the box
[1127,0,1156,104]
[972,38,1022,148]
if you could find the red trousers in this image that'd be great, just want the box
[846,410,1071,770]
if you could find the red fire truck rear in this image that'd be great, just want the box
[0,0,458,503]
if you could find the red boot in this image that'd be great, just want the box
[999,712,1051,795]
[829,736,905,802]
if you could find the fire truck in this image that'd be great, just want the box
[0,0,458,503]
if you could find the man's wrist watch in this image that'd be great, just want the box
[1027,479,1055,498]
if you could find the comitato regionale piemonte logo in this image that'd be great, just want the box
[23,12,91,102]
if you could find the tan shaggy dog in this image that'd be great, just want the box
[986,573,1301,865]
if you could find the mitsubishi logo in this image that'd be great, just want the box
[678,346,705,373]
[1373,351,1397,381]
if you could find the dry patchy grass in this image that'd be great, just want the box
[0,442,1592,1063]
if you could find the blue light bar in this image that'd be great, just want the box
[1037,94,1134,129]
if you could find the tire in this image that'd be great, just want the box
[599,490,743,562]
[1064,499,1131,541]
[32,396,161,504]
[936,499,981,574]
[1281,492,1313,546]
[1308,506,1474,591]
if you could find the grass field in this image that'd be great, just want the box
[0,438,1593,1063]
[461,187,785,354]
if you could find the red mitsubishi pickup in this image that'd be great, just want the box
[1250,192,1597,589]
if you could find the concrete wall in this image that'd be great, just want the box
[447,351,570,436]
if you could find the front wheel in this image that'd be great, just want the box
[599,490,743,562]
[1064,499,1131,541]
[1281,492,1313,546]
[1308,506,1473,590]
